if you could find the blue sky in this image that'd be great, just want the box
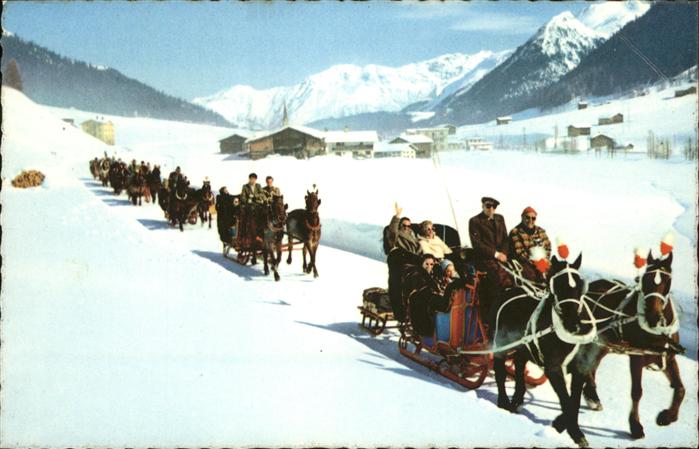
[2,1,586,101]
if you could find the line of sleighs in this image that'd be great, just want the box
[88,157,322,281]
[360,222,685,447]
[89,158,685,446]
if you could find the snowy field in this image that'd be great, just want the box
[456,79,698,151]
[2,88,698,447]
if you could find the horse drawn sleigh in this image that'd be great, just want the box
[215,189,322,281]
[360,225,685,446]
[359,222,546,390]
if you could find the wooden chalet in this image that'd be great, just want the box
[219,133,249,154]
[245,125,326,160]
[598,113,624,125]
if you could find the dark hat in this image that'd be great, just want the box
[481,196,500,207]
[249,172,258,179]
[219,186,227,194]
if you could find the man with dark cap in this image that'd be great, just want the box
[384,202,421,322]
[468,196,511,334]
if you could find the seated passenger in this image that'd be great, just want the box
[508,206,551,283]
[404,254,450,337]
[418,220,453,260]
[385,202,421,322]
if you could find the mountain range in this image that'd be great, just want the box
[193,50,511,130]
[196,0,657,130]
[1,32,232,127]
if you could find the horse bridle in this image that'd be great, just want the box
[637,268,679,336]
[547,266,596,345]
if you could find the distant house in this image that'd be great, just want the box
[675,86,697,97]
[465,137,493,151]
[219,133,249,154]
[324,129,378,159]
[567,125,591,137]
[62,118,75,125]
[373,142,416,159]
[81,119,115,145]
[406,127,449,153]
[496,116,512,125]
[439,124,457,135]
[447,134,466,151]
[578,102,588,110]
[598,113,624,125]
[245,125,325,160]
[591,134,615,150]
[390,134,433,158]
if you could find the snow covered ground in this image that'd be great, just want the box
[2,88,697,447]
[456,80,698,151]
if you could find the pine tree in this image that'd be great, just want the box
[3,59,23,91]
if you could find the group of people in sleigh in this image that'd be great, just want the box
[386,196,552,338]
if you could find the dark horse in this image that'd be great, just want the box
[98,158,111,187]
[197,181,215,229]
[147,166,162,206]
[286,189,321,278]
[127,172,147,206]
[492,254,596,447]
[169,180,198,232]
[109,162,127,195]
[262,195,288,281]
[579,250,684,439]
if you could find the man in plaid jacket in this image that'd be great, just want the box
[508,206,551,282]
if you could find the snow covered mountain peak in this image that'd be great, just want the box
[531,11,601,59]
[194,51,507,129]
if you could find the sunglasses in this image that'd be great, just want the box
[426,227,434,231]
[484,203,497,209]
[524,215,537,221]
[401,223,411,228]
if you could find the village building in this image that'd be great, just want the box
[496,116,512,125]
[567,124,591,137]
[674,86,697,97]
[578,102,588,110]
[447,134,466,151]
[62,118,75,125]
[465,137,493,151]
[81,119,115,145]
[598,113,624,125]
[373,142,417,159]
[405,126,449,153]
[324,129,379,159]
[591,134,615,150]
[218,133,249,154]
[390,133,433,158]
[442,124,456,136]
[245,125,325,160]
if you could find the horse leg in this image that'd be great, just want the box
[656,354,685,426]
[286,235,294,265]
[263,246,270,276]
[583,349,607,411]
[568,370,588,447]
[493,355,511,410]
[510,352,527,412]
[302,243,309,273]
[546,367,576,441]
[629,355,645,439]
[311,242,319,278]
[208,211,212,229]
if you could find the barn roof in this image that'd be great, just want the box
[374,142,416,154]
[245,125,325,143]
[324,130,378,143]
[392,133,433,144]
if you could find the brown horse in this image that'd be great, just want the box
[286,189,321,278]
[262,195,288,281]
[89,158,100,179]
[127,172,147,206]
[109,162,127,195]
[197,181,215,229]
[580,251,684,439]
